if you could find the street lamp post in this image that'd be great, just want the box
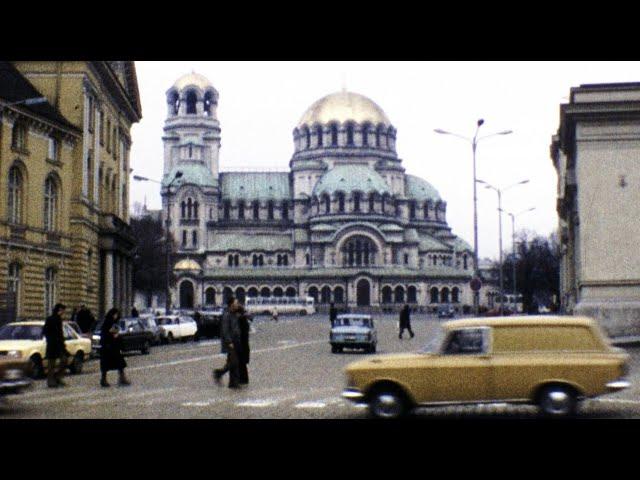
[505,207,536,314]
[133,171,182,314]
[477,179,529,315]
[434,121,512,316]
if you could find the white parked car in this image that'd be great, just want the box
[155,315,198,343]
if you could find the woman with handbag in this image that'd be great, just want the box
[99,308,131,387]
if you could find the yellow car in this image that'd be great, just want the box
[342,316,630,418]
[0,321,92,379]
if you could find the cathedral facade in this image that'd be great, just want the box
[161,73,474,311]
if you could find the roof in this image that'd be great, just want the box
[418,235,452,251]
[313,165,390,197]
[405,174,441,202]
[445,237,473,252]
[220,172,290,200]
[162,163,217,188]
[172,72,214,92]
[297,90,392,128]
[444,316,596,329]
[0,62,80,134]
[209,233,292,252]
[174,259,201,271]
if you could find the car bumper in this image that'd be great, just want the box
[342,388,366,403]
[0,378,32,395]
[331,342,374,349]
[606,379,631,392]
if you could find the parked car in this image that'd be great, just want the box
[196,309,223,339]
[65,321,92,339]
[342,315,631,419]
[137,314,162,345]
[330,314,377,354]
[0,352,31,397]
[0,321,91,379]
[155,315,198,343]
[437,304,455,319]
[92,318,154,356]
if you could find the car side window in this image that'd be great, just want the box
[444,328,487,355]
[63,324,76,340]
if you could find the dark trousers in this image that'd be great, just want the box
[399,325,414,338]
[238,361,249,384]
[216,343,240,387]
[47,353,68,387]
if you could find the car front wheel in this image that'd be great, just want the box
[369,387,408,419]
[537,385,577,417]
[141,341,150,355]
[29,355,44,379]
[69,352,84,374]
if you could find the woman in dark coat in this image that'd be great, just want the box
[99,308,130,387]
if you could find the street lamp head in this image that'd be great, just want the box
[519,179,530,185]
[498,130,513,135]
[174,171,183,179]
[24,97,47,106]
[477,119,485,127]
[433,129,450,135]
[133,175,148,182]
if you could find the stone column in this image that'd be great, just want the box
[104,251,114,311]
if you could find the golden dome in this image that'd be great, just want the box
[174,259,201,271]
[297,91,391,128]
[172,72,213,92]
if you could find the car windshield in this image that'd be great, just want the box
[0,324,43,340]
[336,317,370,327]
[420,325,447,354]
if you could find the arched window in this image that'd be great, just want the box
[452,287,460,303]
[316,125,323,147]
[305,253,310,265]
[8,166,23,224]
[276,254,281,266]
[430,287,439,304]
[346,123,354,146]
[182,231,187,247]
[463,254,468,270]
[375,125,382,147]
[234,254,239,266]
[362,124,369,146]
[43,175,58,232]
[424,201,430,219]
[12,122,27,150]
[223,200,231,220]
[323,195,331,214]
[248,287,259,298]
[286,287,297,297]
[337,192,345,213]
[193,201,199,219]
[181,201,186,219]
[236,287,246,304]
[353,192,361,212]
[282,202,289,220]
[44,267,56,316]
[187,198,193,218]
[186,90,197,114]
[260,287,271,298]
[321,286,331,304]
[334,286,344,304]
[308,286,319,303]
[204,91,214,116]
[252,254,258,267]
[267,201,274,220]
[369,193,376,213]
[407,286,417,303]
[304,127,311,149]
[228,254,234,267]
[330,124,338,146]
[253,201,260,220]
[8,262,21,313]
[342,236,377,267]
[394,286,405,303]
[282,254,288,266]
[192,230,197,247]
[238,201,245,220]
[223,286,233,305]
[382,286,392,304]
[441,287,450,304]
[205,287,216,305]
[409,201,416,220]
[273,287,284,297]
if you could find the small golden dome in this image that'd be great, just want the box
[297,91,391,128]
[174,259,201,271]
[172,72,213,91]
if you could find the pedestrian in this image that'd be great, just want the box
[272,306,278,322]
[131,306,139,318]
[329,302,337,328]
[399,304,415,339]
[76,305,92,334]
[70,306,79,324]
[99,308,131,387]
[237,304,253,385]
[213,296,242,389]
[43,303,69,388]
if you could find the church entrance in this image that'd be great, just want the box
[356,279,371,307]
[179,280,194,309]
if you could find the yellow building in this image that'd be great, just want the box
[0,61,141,321]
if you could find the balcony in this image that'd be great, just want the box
[46,231,61,246]
[9,224,26,241]
[180,218,200,226]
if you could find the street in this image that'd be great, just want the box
[2,314,640,419]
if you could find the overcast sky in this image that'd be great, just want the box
[129,61,640,260]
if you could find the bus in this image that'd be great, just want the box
[245,296,316,316]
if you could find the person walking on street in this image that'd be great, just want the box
[131,306,139,318]
[43,303,69,388]
[399,304,415,339]
[70,306,79,324]
[76,305,94,334]
[272,306,278,322]
[237,304,253,385]
[329,302,337,328]
[213,296,242,389]
[99,308,131,387]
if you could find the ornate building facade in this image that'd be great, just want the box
[0,61,141,322]
[163,73,474,311]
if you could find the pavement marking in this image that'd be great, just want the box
[295,401,326,409]
[594,398,640,405]
[128,339,326,372]
[237,399,278,408]
[20,389,108,405]
[77,387,180,406]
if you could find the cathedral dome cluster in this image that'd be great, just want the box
[162,74,474,312]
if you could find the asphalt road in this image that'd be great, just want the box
[2,314,640,419]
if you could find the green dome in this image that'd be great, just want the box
[312,165,390,197]
[405,174,441,202]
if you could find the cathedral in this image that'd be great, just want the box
[161,72,474,311]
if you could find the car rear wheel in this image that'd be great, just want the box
[537,385,577,417]
[69,352,84,374]
[141,341,150,355]
[29,355,44,379]
[299,310,307,315]
[167,333,174,344]
[331,345,338,354]
[369,386,408,419]
[369,344,377,354]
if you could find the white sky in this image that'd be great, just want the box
[129,61,640,260]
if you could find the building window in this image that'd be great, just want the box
[192,230,197,247]
[316,125,323,147]
[223,201,231,220]
[452,287,460,303]
[282,202,289,220]
[228,254,234,267]
[305,253,310,265]
[463,254,468,270]
[43,176,58,232]
[12,123,27,151]
[323,195,331,214]
[369,193,375,213]
[44,267,56,316]
[238,201,245,220]
[7,166,23,224]
[204,91,214,116]
[353,192,361,212]
[346,124,354,146]
[404,253,409,265]
[409,201,416,220]
[253,201,260,220]
[193,201,199,219]
[267,201,274,220]
[330,124,338,146]
[407,286,417,303]
[181,201,187,219]
[106,119,111,152]
[337,193,345,213]
[342,236,377,267]
[182,230,187,247]
[186,90,197,114]
[430,287,439,304]
[8,263,21,312]
[112,127,117,157]
[99,111,104,145]
[48,137,60,161]
[362,124,369,146]
[424,202,430,219]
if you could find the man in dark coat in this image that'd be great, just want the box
[329,302,337,328]
[237,305,253,385]
[43,303,68,388]
[213,296,241,389]
[100,308,130,387]
[399,304,415,339]
[76,305,94,334]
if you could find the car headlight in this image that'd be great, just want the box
[7,350,22,359]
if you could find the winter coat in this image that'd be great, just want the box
[77,308,95,334]
[43,313,66,359]
[220,310,240,354]
[100,317,127,372]
[329,306,337,324]
[238,313,251,365]
[399,307,411,328]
